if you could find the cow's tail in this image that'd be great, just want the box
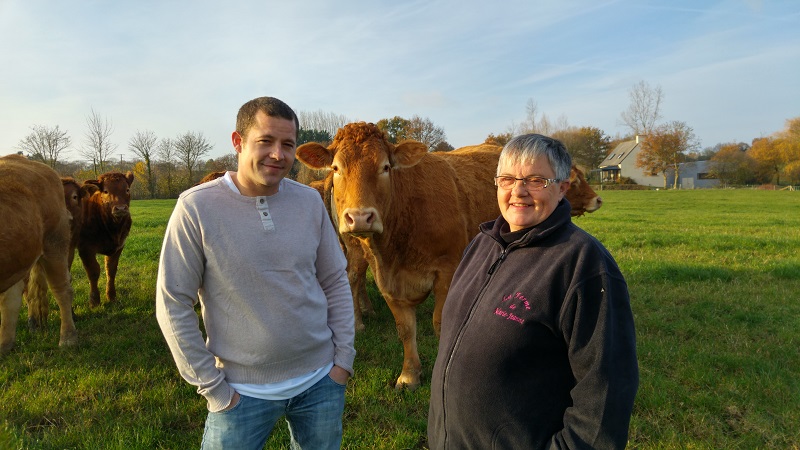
[26,260,50,331]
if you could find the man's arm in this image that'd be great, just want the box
[314,200,356,377]
[155,198,235,412]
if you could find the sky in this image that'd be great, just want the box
[1,0,798,161]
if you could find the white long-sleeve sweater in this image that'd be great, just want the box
[156,175,355,412]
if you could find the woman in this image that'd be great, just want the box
[428,134,639,449]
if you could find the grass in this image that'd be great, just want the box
[2,190,800,449]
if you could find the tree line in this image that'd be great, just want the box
[14,81,800,198]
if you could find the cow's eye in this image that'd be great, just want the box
[126,189,130,194]
[383,164,390,173]
[331,165,339,173]
[103,190,109,194]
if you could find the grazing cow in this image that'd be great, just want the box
[77,171,134,308]
[0,155,77,354]
[297,123,502,389]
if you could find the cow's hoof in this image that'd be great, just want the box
[28,317,43,332]
[394,376,421,391]
[0,342,14,356]
[58,332,79,347]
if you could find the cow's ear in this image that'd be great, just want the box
[296,143,333,169]
[392,141,428,168]
[125,171,135,186]
[84,180,101,189]
[81,184,98,198]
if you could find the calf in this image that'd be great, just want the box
[0,155,77,354]
[77,171,134,307]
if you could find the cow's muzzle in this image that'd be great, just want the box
[340,208,383,234]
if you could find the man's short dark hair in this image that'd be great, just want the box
[236,97,299,139]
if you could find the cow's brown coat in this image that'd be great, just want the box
[77,171,134,307]
[0,155,77,354]
[297,123,501,388]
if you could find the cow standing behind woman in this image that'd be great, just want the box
[77,171,134,308]
[0,155,77,354]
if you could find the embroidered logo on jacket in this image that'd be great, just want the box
[494,292,531,325]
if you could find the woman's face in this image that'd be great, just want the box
[496,157,569,232]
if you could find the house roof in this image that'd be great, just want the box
[599,140,639,168]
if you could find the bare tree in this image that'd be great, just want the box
[129,130,159,199]
[157,138,177,198]
[80,108,117,176]
[405,115,448,151]
[508,98,570,136]
[620,80,664,137]
[298,110,351,138]
[174,131,213,187]
[17,124,71,168]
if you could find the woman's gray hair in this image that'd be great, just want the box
[497,134,572,181]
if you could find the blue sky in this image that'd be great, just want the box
[1,0,798,161]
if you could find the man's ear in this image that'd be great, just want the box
[232,131,243,154]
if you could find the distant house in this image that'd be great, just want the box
[673,160,719,189]
[598,136,719,188]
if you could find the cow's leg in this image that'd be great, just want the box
[26,261,49,331]
[347,247,371,332]
[0,280,25,355]
[40,247,78,347]
[431,272,453,338]
[79,248,102,307]
[385,297,421,390]
[104,247,124,303]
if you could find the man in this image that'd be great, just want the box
[428,134,638,449]
[156,96,355,449]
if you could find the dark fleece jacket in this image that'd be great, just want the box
[428,199,639,449]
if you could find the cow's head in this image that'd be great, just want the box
[296,122,427,235]
[61,177,93,228]
[567,166,602,217]
[84,171,135,220]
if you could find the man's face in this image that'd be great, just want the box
[496,157,569,232]
[232,111,297,196]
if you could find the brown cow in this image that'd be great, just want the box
[317,145,603,335]
[0,155,77,354]
[196,170,227,186]
[27,177,93,331]
[567,165,602,216]
[77,171,134,308]
[311,172,376,332]
[297,123,501,389]
[61,177,94,267]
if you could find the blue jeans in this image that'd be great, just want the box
[200,375,346,450]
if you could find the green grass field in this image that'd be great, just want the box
[2,190,799,449]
